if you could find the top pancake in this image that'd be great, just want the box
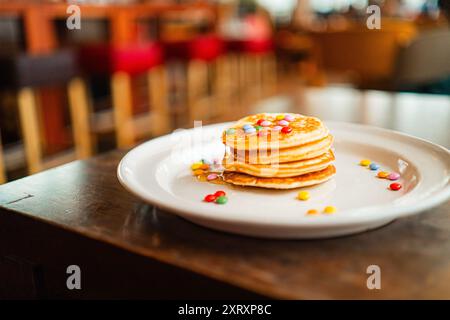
[222,113,329,151]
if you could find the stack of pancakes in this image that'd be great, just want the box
[222,113,336,189]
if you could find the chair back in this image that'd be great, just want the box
[0,50,78,89]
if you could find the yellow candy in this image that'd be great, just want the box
[323,206,337,214]
[191,162,202,170]
[297,191,310,201]
[360,159,371,166]
[306,209,318,215]
[377,171,389,178]
[276,114,285,120]
[193,169,204,176]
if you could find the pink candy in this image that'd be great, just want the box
[258,130,268,136]
[388,172,400,181]
[272,126,282,131]
[284,114,294,121]
[207,173,218,180]
[278,120,289,126]
[260,120,272,127]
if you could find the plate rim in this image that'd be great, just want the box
[117,121,450,228]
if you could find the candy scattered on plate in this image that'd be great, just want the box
[390,183,402,191]
[323,206,337,214]
[297,191,310,201]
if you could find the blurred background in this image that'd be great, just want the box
[0,0,449,184]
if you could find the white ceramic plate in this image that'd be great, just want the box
[117,122,450,239]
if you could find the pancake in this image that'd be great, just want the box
[227,134,333,164]
[223,165,336,190]
[223,113,329,151]
[223,150,334,178]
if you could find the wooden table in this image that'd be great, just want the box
[1,88,449,299]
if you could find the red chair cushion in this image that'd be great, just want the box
[188,35,224,61]
[79,42,163,75]
[242,38,274,54]
[163,35,224,61]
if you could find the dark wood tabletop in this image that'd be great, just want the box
[1,88,449,299]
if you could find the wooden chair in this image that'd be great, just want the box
[78,43,170,149]
[0,50,92,175]
[241,38,277,96]
[186,35,227,124]
[163,35,229,126]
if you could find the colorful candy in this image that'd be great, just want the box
[323,206,337,214]
[193,169,204,175]
[254,125,263,131]
[214,190,226,197]
[277,120,289,126]
[260,120,272,127]
[306,209,318,215]
[225,128,235,135]
[243,124,253,130]
[390,183,402,191]
[191,162,202,170]
[297,191,310,201]
[281,126,292,134]
[369,163,380,171]
[284,114,295,121]
[215,196,228,204]
[204,194,217,202]
[256,119,265,126]
[360,159,371,166]
[204,191,228,204]
[388,172,400,181]
[244,127,256,134]
[276,114,285,120]
[272,126,282,131]
[377,171,389,178]
[207,173,218,181]
[258,130,268,137]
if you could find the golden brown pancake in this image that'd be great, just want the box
[227,135,333,165]
[223,165,336,190]
[223,150,334,178]
[223,113,329,151]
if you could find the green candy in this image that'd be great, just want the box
[254,125,263,131]
[226,128,236,135]
[215,196,228,204]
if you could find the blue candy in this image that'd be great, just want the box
[243,124,253,130]
[244,127,256,134]
[369,163,380,170]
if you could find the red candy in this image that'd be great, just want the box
[390,183,402,191]
[256,119,265,126]
[214,190,226,197]
[204,194,217,202]
[281,126,292,134]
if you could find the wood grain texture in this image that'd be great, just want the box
[0,149,449,299]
